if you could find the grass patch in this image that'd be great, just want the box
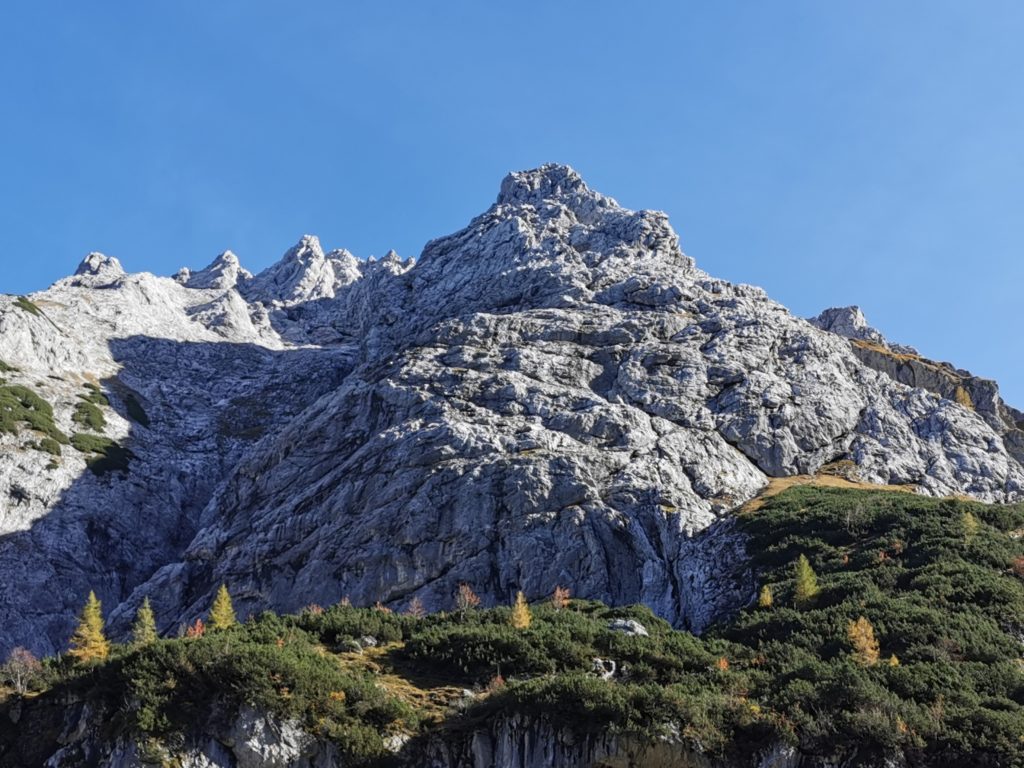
[13,296,41,317]
[72,400,106,432]
[81,383,110,407]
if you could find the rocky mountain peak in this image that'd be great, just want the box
[73,252,125,280]
[496,163,618,221]
[181,250,254,291]
[243,235,346,305]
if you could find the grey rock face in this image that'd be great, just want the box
[420,715,816,768]
[39,704,340,768]
[813,305,1024,465]
[0,164,1022,656]
[0,270,353,655]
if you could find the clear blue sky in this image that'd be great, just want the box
[1,3,1022,405]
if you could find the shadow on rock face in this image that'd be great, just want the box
[0,335,355,657]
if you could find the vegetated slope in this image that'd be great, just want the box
[1,164,1022,657]
[3,487,1022,768]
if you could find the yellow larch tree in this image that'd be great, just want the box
[132,597,158,645]
[848,615,880,666]
[510,591,532,629]
[793,554,820,607]
[68,591,110,663]
[208,584,237,631]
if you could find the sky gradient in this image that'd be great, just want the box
[1,3,1022,404]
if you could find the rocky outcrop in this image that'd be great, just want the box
[0,164,1022,657]
[415,717,857,768]
[242,235,363,306]
[179,250,254,291]
[812,306,1024,464]
[9,701,888,768]
[809,305,917,355]
[19,702,340,768]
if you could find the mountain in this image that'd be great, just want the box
[0,164,1021,659]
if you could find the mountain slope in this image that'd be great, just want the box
[0,164,1021,656]
[4,486,1022,768]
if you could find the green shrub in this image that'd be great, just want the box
[288,603,413,648]
[0,384,68,444]
[108,623,412,763]
[81,383,110,407]
[37,437,62,456]
[72,400,106,431]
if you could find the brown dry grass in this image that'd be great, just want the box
[334,643,466,724]
[740,473,918,514]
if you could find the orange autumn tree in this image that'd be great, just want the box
[551,586,571,611]
[455,583,481,618]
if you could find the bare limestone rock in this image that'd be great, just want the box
[0,164,1021,657]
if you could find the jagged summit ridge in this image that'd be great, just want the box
[177,250,253,291]
[0,164,1021,657]
[243,235,340,305]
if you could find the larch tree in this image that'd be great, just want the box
[758,584,774,608]
[793,554,820,607]
[208,584,237,631]
[68,590,110,663]
[962,511,980,544]
[510,591,532,629]
[132,597,158,645]
[848,615,881,667]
